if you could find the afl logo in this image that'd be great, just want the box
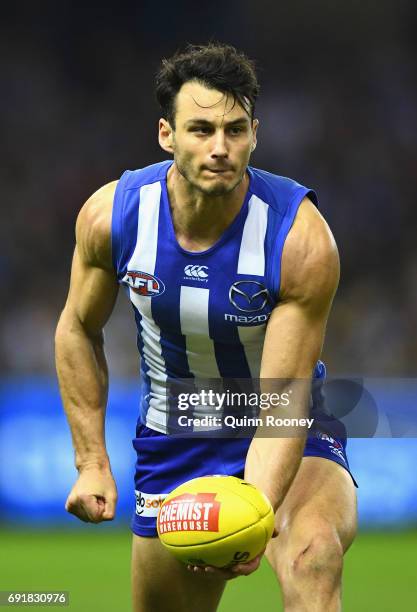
[122,270,165,297]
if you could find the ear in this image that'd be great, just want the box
[251,118,259,152]
[159,118,174,154]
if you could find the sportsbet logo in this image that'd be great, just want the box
[135,490,166,517]
[158,492,220,534]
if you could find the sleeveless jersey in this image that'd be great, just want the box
[112,160,318,433]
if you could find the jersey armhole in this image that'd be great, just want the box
[111,170,130,278]
[268,187,318,301]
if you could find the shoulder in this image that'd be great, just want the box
[248,166,318,214]
[119,161,173,191]
[76,181,118,270]
[280,197,339,310]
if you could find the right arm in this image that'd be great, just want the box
[55,181,119,523]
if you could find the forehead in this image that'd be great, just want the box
[174,80,249,124]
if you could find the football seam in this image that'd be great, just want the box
[162,478,270,518]
[160,518,266,548]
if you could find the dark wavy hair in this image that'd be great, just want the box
[155,42,260,127]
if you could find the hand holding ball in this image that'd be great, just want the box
[157,476,275,568]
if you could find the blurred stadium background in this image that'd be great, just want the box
[1,1,416,610]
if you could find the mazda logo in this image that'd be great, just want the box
[229,281,271,312]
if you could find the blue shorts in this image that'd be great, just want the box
[131,424,356,537]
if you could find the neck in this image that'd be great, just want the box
[166,163,249,251]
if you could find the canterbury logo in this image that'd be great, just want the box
[184,265,209,279]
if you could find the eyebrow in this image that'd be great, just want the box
[184,117,249,127]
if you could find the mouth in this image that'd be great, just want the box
[204,168,233,174]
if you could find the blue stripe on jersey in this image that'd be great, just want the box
[248,167,318,211]
[213,340,251,378]
[131,302,152,430]
[260,181,318,300]
[248,166,318,302]
[206,233,252,377]
[264,187,313,301]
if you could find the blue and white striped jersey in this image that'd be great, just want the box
[112,160,318,433]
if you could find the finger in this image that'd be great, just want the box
[229,554,263,577]
[186,565,206,574]
[79,495,105,523]
[65,499,92,523]
[186,550,264,580]
[186,565,237,580]
[186,565,211,575]
[205,566,239,580]
[231,562,257,576]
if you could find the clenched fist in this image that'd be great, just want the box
[65,464,118,523]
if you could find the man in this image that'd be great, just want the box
[55,43,357,611]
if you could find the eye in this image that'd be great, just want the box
[228,126,244,136]
[190,126,211,135]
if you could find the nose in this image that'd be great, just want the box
[210,130,228,158]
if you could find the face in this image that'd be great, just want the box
[159,81,258,196]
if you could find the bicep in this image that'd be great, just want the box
[63,245,119,337]
[261,199,339,378]
[60,180,119,337]
[260,299,328,378]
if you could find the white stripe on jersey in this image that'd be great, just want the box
[237,194,269,276]
[180,286,222,431]
[236,194,269,375]
[237,324,266,378]
[180,286,220,378]
[129,182,161,274]
[127,181,168,432]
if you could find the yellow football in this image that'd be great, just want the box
[157,475,275,568]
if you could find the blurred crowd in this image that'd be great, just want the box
[0,0,416,377]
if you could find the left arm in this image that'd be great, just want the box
[244,197,340,511]
[188,197,339,579]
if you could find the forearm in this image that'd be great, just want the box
[55,309,110,471]
[244,378,311,511]
[244,436,306,512]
